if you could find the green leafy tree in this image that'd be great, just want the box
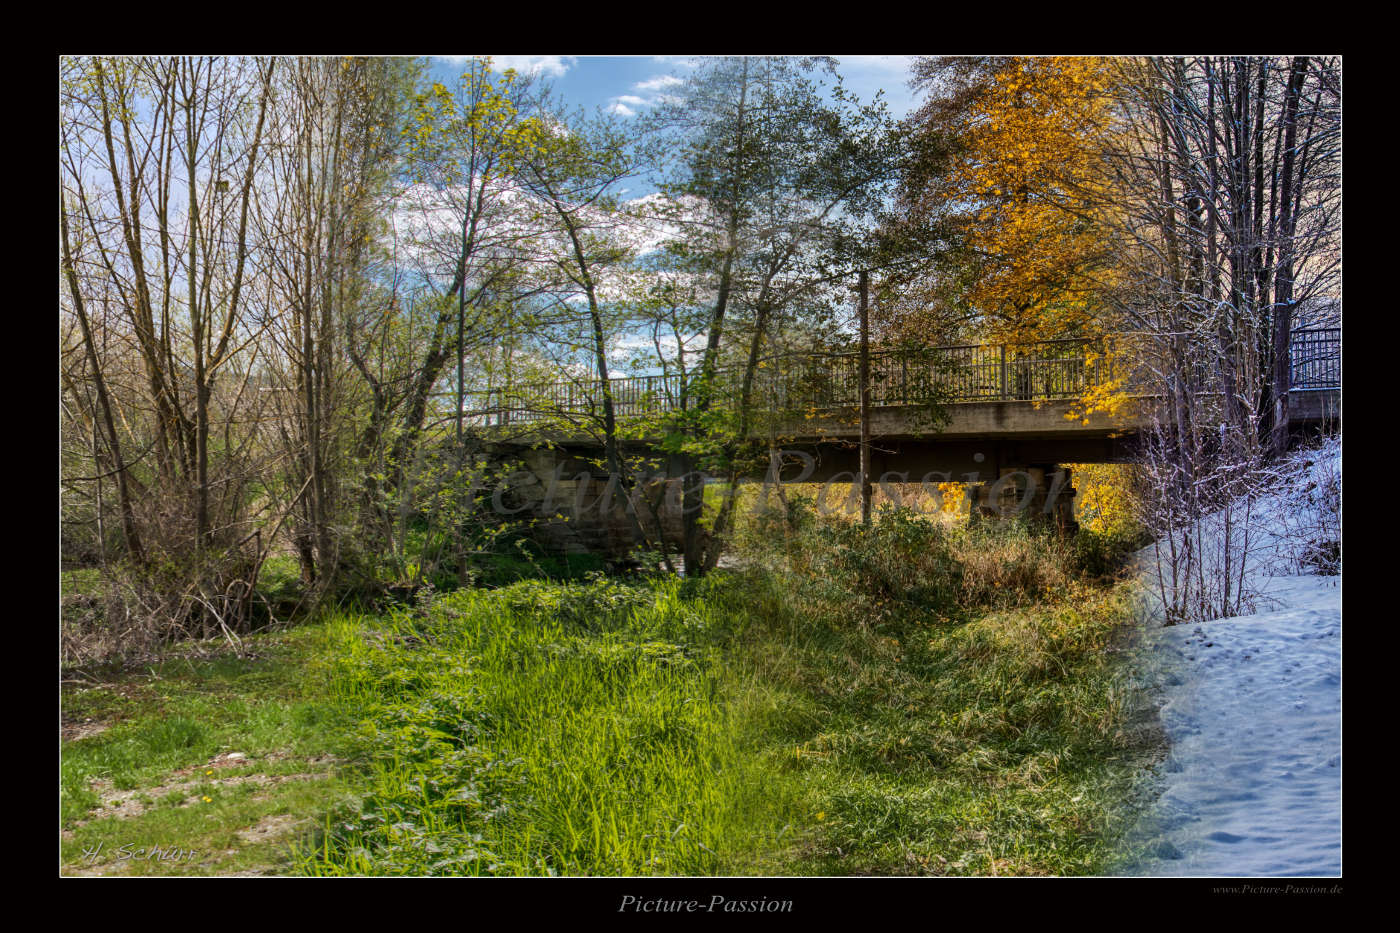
[641,56,909,572]
[391,58,553,583]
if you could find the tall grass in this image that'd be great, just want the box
[300,579,800,876]
[718,505,1161,874]
[300,507,1158,876]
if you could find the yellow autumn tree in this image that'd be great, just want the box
[953,56,1115,340]
[1068,463,1139,536]
[894,56,1132,423]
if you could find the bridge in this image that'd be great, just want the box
[455,330,1339,552]
[462,330,1339,470]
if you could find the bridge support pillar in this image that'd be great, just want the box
[969,464,1078,533]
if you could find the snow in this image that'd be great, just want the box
[1119,438,1340,877]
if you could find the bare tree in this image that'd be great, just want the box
[254,56,413,597]
[60,55,282,640]
[1098,56,1340,622]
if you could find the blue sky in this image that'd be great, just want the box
[428,55,921,124]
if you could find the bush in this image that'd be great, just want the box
[953,521,1077,610]
[1269,435,1340,576]
[737,506,1084,619]
[1301,538,1340,576]
[1071,525,1153,580]
[60,542,281,668]
[828,508,964,610]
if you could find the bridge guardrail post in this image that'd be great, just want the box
[999,345,1008,400]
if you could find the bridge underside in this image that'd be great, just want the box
[764,390,1338,482]
[763,435,1136,484]
[476,390,1338,557]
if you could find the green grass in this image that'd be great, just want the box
[60,625,355,875]
[60,567,103,597]
[296,513,1158,876]
[299,579,803,876]
[713,509,1163,875]
[62,510,1160,877]
[728,569,1158,875]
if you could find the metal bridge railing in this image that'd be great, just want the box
[455,331,1337,427]
[1289,327,1341,391]
[768,338,1112,409]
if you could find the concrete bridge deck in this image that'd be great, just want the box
[460,331,1339,480]
[451,330,1338,553]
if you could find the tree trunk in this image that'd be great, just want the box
[858,270,873,526]
[61,198,144,562]
[1269,57,1310,458]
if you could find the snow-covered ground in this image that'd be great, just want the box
[1120,439,1341,877]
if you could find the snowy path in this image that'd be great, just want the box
[1124,574,1341,876]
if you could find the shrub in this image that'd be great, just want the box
[952,522,1074,610]
[1071,524,1153,580]
[828,508,964,610]
[736,506,1084,619]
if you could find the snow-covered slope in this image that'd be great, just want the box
[1121,438,1340,877]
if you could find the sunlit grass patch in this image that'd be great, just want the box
[60,625,352,874]
[300,581,800,876]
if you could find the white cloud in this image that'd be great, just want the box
[434,55,576,78]
[491,55,576,78]
[387,181,708,308]
[633,74,683,93]
[609,331,704,369]
[607,72,687,119]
